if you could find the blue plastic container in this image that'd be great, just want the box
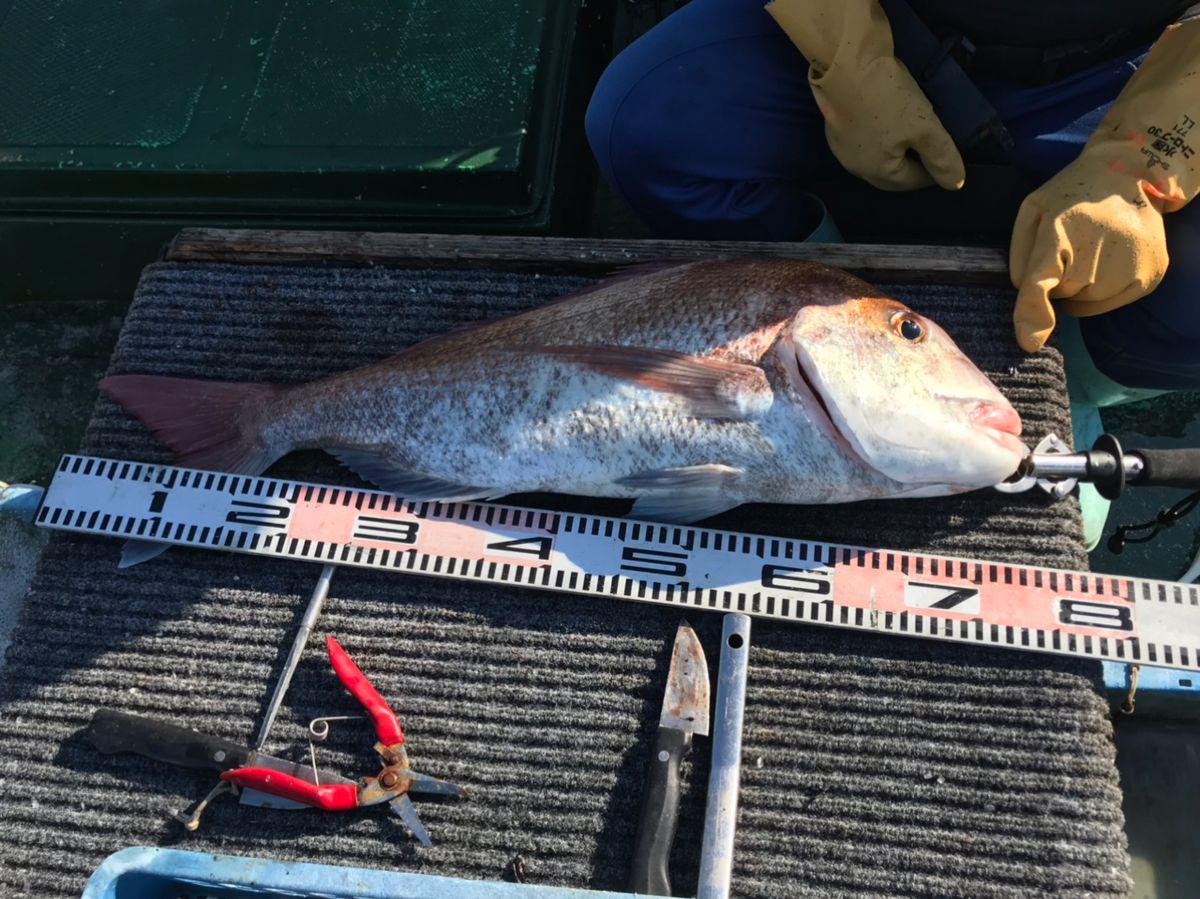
[1103,660,1200,719]
[83,847,640,899]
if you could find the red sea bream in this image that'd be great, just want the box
[101,259,1024,525]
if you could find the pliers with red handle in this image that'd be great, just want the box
[220,635,463,845]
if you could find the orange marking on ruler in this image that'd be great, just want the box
[834,561,1137,640]
[287,497,552,567]
[411,517,505,562]
[834,566,976,618]
[288,499,361,543]
[430,518,554,569]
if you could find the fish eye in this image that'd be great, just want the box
[890,312,926,343]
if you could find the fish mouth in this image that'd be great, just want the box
[967,400,1025,456]
[797,362,838,431]
[784,344,863,459]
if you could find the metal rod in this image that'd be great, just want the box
[1024,452,1145,482]
[251,563,336,751]
[697,613,751,899]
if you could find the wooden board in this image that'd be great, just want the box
[165,228,1010,285]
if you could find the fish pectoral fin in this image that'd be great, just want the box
[628,491,743,524]
[538,345,773,420]
[330,449,495,502]
[619,464,744,523]
[617,464,742,491]
[118,539,171,569]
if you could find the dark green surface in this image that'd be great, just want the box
[1082,394,1200,899]
[0,0,229,148]
[0,0,561,178]
[0,218,181,304]
[0,0,605,302]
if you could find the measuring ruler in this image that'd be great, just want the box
[33,454,1200,673]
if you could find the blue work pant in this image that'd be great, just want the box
[585,0,1199,389]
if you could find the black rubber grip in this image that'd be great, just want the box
[1134,448,1200,489]
[84,708,253,772]
[628,726,692,896]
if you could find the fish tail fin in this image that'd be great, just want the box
[99,374,283,476]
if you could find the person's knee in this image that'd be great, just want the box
[583,71,625,189]
[585,59,674,207]
[587,77,825,239]
[584,15,829,238]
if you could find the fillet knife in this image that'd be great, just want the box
[629,621,711,896]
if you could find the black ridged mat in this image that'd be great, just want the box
[0,262,1130,897]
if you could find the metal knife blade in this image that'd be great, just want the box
[659,621,711,737]
[237,755,356,810]
[629,620,711,895]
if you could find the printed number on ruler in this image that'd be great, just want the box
[36,456,1200,671]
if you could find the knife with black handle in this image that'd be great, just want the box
[630,725,693,895]
[629,622,711,896]
[85,708,254,772]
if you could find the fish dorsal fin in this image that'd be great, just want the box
[329,449,496,502]
[539,345,773,420]
[400,262,705,356]
[545,261,706,304]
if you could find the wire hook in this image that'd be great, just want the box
[307,714,362,742]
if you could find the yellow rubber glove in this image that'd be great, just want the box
[766,0,965,191]
[1009,16,1200,352]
